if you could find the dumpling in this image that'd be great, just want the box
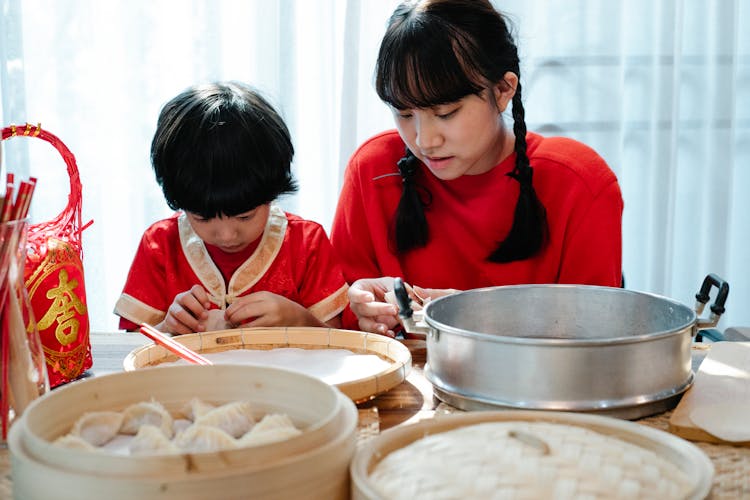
[179,397,216,422]
[71,411,124,446]
[120,399,174,438]
[248,413,298,433]
[53,434,99,451]
[128,424,179,455]
[195,401,255,438]
[204,309,231,331]
[238,413,302,447]
[173,424,238,453]
[172,418,192,436]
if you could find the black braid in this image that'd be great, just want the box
[488,83,548,262]
[390,148,431,253]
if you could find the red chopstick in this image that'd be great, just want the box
[0,174,38,222]
[0,182,15,223]
[15,177,36,220]
[1,310,11,439]
[138,323,212,365]
[11,180,32,221]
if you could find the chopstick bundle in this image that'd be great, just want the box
[0,173,43,439]
[5,282,44,410]
[139,323,213,365]
[0,173,37,223]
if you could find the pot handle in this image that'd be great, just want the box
[694,273,729,330]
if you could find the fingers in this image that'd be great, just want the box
[357,316,397,338]
[162,303,201,334]
[349,279,397,313]
[165,285,211,334]
[226,292,316,328]
[189,284,211,307]
[349,277,395,303]
[352,300,398,319]
[354,304,400,336]
[412,285,460,300]
[224,292,262,325]
[224,291,279,327]
[176,285,211,319]
[347,277,403,336]
[240,314,278,329]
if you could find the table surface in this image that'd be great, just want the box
[3,332,750,499]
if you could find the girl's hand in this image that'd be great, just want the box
[224,291,323,328]
[156,284,211,335]
[412,285,460,302]
[348,277,400,337]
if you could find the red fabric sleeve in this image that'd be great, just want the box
[557,180,623,286]
[115,226,173,327]
[292,220,348,316]
[331,149,385,285]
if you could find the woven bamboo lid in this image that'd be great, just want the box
[351,410,713,500]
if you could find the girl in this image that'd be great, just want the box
[116,82,348,334]
[331,0,623,336]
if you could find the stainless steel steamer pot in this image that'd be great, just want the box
[418,275,728,419]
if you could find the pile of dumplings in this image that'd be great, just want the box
[52,398,303,456]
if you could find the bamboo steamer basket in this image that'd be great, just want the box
[20,364,344,475]
[350,411,714,500]
[10,393,357,500]
[10,364,357,499]
[123,327,412,403]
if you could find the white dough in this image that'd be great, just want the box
[204,309,231,331]
[161,348,392,385]
[173,424,238,453]
[53,434,99,451]
[195,401,255,438]
[179,397,216,422]
[54,398,300,456]
[70,411,124,446]
[129,424,179,455]
[689,403,750,442]
[120,399,174,438]
[239,414,302,447]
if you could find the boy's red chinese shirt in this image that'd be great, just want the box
[115,204,348,330]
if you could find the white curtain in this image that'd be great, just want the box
[1,0,748,332]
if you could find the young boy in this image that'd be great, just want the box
[115,82,348,334]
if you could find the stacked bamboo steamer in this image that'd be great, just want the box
[9,364,357,500]
[351,411,714,500]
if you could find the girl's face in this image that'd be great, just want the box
[186,204,270,253]
[391,77,517,180]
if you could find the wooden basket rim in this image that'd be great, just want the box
[123,327,412,403]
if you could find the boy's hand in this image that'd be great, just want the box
[157,284,212,334]
[224,291,323,328]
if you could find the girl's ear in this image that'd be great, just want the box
[493,71,518,112]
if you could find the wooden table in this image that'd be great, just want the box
[3,332,750,499]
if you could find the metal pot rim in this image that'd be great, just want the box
[423,284,698,344]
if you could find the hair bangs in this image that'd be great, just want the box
[376,13,485,109]
[175,156,275,220]
[162,117,292,218]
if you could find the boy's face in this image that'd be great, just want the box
[185,204,270,253]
